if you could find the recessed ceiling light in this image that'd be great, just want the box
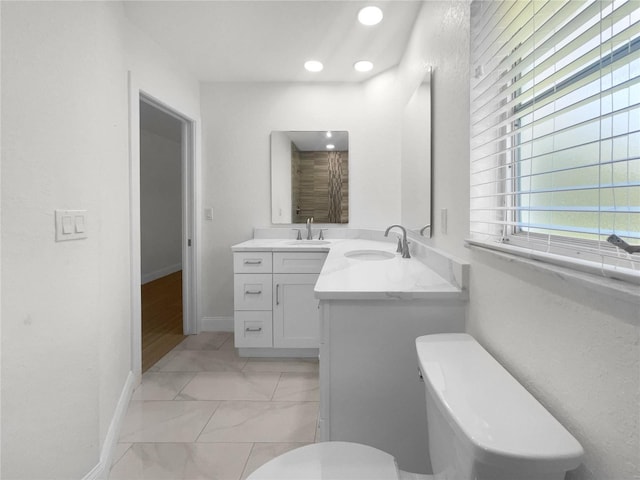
[326,131,333,138]
[326,144,335,149]
[358,6,383,26]
[354,60,374,72]
[304,60,324,72]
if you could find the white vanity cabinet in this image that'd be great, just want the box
[233,249,327,354]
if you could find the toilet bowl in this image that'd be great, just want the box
[247,333,584,480]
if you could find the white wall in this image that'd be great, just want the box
[1,2,130,478]
[200,79,404,318]
[1,2,202,478]
[417,2,639,479]
[140,129,182,282]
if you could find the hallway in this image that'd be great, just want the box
[109,332,319,479]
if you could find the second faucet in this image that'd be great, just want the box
[384,224,411,258]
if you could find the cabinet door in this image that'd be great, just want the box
[273,273,320,348]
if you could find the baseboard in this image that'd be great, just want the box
[82,371,138,480]
[141,263,182,284]
[200,316,234,332]
[238,347,319,358]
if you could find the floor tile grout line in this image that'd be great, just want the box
[239,442,258,480]
[192,399,223,444]
[270,373,284,401]
[218,333,234,351]
[172,371,198,400]
[108,443,133,472]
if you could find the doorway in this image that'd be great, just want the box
[139,100,185,371]
[134,94,197,373]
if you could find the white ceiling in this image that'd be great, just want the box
[123,1,424,83]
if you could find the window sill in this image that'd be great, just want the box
[465,239,640,307]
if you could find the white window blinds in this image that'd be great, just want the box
[469,0,640,283]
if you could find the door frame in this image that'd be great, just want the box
[128,72,199,377]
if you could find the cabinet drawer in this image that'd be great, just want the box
[234,252,272,273]
[273,252,328,274]
[234,274,273,310]
[234,311,272,348]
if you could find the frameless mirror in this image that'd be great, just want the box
[271,131,349,224]
[401,70,432,237]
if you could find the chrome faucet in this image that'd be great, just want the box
[306,217,314,240]
[384,224,411,258]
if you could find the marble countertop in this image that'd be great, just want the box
[232,237,465,301]
[231,238,335,252]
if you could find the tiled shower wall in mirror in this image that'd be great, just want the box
[292,146,349,224]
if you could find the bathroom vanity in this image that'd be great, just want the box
[232,231,469,473]
[314,237,468,474]
[232,241,329,356]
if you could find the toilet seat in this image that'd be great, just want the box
[246,441,401,480]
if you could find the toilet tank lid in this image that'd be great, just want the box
[416,333,584,473]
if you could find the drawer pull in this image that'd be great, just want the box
[245,290,262,295]
[245,327,263,332]
[244,259,263,265]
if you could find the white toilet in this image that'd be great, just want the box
[247,333,584,480]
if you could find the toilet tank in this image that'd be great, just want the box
[416,334,584,480]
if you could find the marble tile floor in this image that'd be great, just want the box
[109,332,320,480]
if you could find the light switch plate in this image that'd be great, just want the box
[55,209,88,241]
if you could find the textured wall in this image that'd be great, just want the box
[467,251,639,480]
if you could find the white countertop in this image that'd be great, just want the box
[232,237,466,301]
[231,238,334,252]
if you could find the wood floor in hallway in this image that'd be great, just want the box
[141,270,186,372]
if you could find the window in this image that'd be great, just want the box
[469,0,639,283]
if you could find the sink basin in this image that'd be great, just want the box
[287,240,330,245]
[344,249,395,261]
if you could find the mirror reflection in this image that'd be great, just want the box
[401,76,432,236]
[271,131,349,224]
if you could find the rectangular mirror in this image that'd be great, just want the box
[271,131,349,224]
[401,71,432,237]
